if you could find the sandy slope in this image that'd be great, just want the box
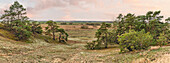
[152,54,170,63]
[151,47,170,63]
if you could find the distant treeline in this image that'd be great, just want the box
[35,21,113,24]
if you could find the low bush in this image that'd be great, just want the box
[13,25,32,40]
[81,25,88,29]
[60,22,67,25]
[118,29,153,53]
[85,41,101,50]
[69,23,73,25]
[157,32,168,47]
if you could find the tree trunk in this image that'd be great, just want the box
[65,35,68,41]
[59,33,61,42]
[52,30,55,40]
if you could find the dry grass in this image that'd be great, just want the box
[0,24,169,63]
[0,29,17,40]
[41,24,99,42]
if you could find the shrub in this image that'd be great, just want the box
[60,22,67,25]
[31,21,43,34]
[157,32,168,47]
[35,26,43,34]
[13,26,32,40]
[69,23,73,25]
[85,41,101,50]
[118,29,153,53]
[85,22,113,49]
[81,25,88,29]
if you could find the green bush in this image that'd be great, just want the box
[157,32,168,47]
[150,39,157,46]
[118,29,153,53]
[13,26,32,40]
[85,41,101,50]
[35,26,43,34]
[0,1,44,41]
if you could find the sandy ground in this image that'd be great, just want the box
[151,46,170,63]
[152,54,170,63]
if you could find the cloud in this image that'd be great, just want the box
[27,0,98,13]
[122,0,158,9]
[30,0,67,10]
[0,4,11,13]
[122,0,138,3]
[25,0,101,20]
[1,0,170,21]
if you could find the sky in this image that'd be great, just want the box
[0,0,170,21]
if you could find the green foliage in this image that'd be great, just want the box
[31,21,43,34]
[57,28,69,42]
[84,11,168,52]
[157,32,168,47]
[45,20,68,42]
[1,1,28,26]
[12,20,32,40]
[114,10,169,46]
[0,1,43,41]
[85,41,101,50]
[118,30,153,53]
[85,22,112,49]
[115,11,168,40]
[45,20,59,40]
[0,1,33,40]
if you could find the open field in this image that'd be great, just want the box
[41,24,100,42]
[0,24,169,63]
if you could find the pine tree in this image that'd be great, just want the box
[45,20,59,40]
[1,1,28,27]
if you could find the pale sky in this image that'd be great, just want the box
[0,0,170,21]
